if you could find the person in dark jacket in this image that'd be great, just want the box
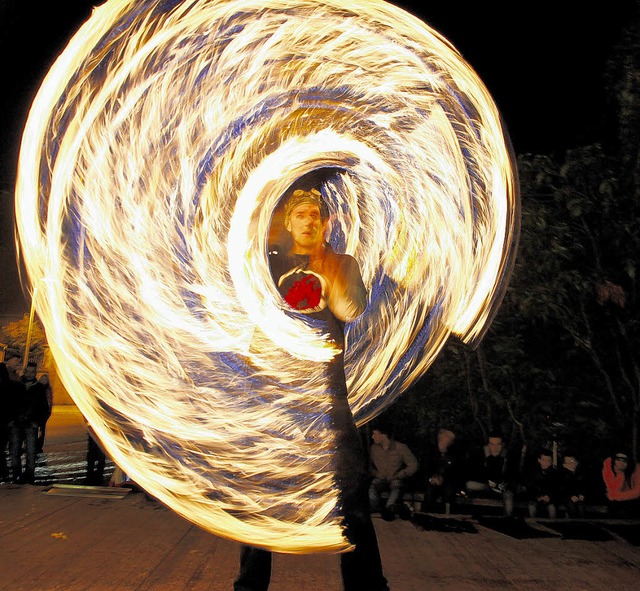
[36,373,53,453]
[8,361,50,484]
[423,428,462,513]
[465,432,517,516]
[525,448,559,518]
[556,453,586,518]
[0,353,23,481]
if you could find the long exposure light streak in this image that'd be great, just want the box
[15,0,519,552]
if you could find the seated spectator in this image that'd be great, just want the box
[557,453,586,518]
[524,448,559,518]
[368,424,418,520]
[423,428,462,514]
[602,449,640,518]
[465,432,516,517]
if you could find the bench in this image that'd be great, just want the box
[380,490,609,517]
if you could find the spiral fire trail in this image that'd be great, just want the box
[15,0,519,552]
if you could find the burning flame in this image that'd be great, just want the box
[15,0,519,553]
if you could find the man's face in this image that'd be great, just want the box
[286,203,325,253]
[614,454,628,471]
[372,430,383,444]
[438,430,455,450]
[487,437,503,456]
[23,365,37,381]
[538,454,553,470]
[6,357,21,372]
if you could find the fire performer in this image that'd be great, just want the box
[234,187,389,591]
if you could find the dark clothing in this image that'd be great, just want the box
[525,465,559,502]
[36,382,53,452]
[8,378,50,429]
[525,463,559,518]
[0,421,8,479]
[235,245,388,591]
[422,442,463,514]
[557,467,586,518]
[465,447,517,516]
[269,247,366,345]
[9,424,38,483]
[86,428,106,485]
[0,362,19,479]
[235,546,271,591]
[8,378,50,483]
[479,452,516,490]
[235,512,386,591]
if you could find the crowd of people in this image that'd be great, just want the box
[2,348,640,523]
[0,353,53,484]
[366,426,640,521]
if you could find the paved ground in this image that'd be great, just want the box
[1,407,639,590]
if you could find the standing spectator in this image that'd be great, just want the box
[0,354,23,481]
[465,432,516,517]
[557,453,586,518]
[423,428,462,514]
[8,361,50,484]
[602,449,640,518]
[525,448,559,518]
[368,424,419,520]
[36,373,53,453]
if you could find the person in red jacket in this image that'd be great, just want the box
[602,449,640,518]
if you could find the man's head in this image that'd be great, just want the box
[538,449,553,470]
[613,451,629,472]
[371,424,393,446]
[437,428,455,451]
[23,361,37,381]
[5,354,22,373]
[562,454,578,472]
[284,188,327,254]
[486,433,504,457]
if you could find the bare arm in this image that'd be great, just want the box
[312,252,366,322]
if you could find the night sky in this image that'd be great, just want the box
[0,0,636,321]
